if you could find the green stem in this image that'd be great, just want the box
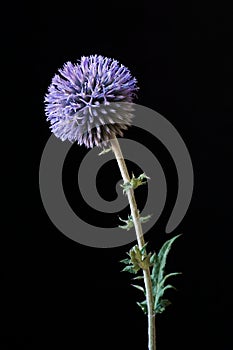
[110,136,156,350]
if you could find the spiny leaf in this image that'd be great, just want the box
[131,284,145,294]
[122,265,139,274]
[129,245,151,270]
[120,258,131,265]
[120,259,130,265]
[118,215,134,231]
[137,300,148,314]
[138,173,150,181]
[118,213,151,230]
[160,272,182,286]
[157,234,181,283]
[132,275,144,280]
[130,172,149,190]
[151,235,182,315]
[140,214,152,224]
[98,147,112,155]
[120,181,133,194]
[118,222,134,231]
[118,216,129,224]
[120,172,150,194]
[121,243,152,276]
[158,284,177,299]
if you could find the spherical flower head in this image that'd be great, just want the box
[44,55,139,148]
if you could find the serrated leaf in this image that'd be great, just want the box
[151,255,159,285]
[157,234,181,283]
[151,235,182,315]
[152,284,157,298]
[131,284,145,294]
[120,173,150,193]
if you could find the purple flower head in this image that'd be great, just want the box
[44,55,139,148]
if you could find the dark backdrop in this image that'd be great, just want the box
[3,1,233,349]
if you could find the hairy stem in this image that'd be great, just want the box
[110,136,156,350]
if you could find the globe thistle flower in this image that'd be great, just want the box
[44,55,139,148]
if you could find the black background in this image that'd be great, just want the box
[3,0,233,349]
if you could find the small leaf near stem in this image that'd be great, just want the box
[118,213,152,231]
[120,244,153,274]
[120,172,150,194]
[98,147,112,155]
